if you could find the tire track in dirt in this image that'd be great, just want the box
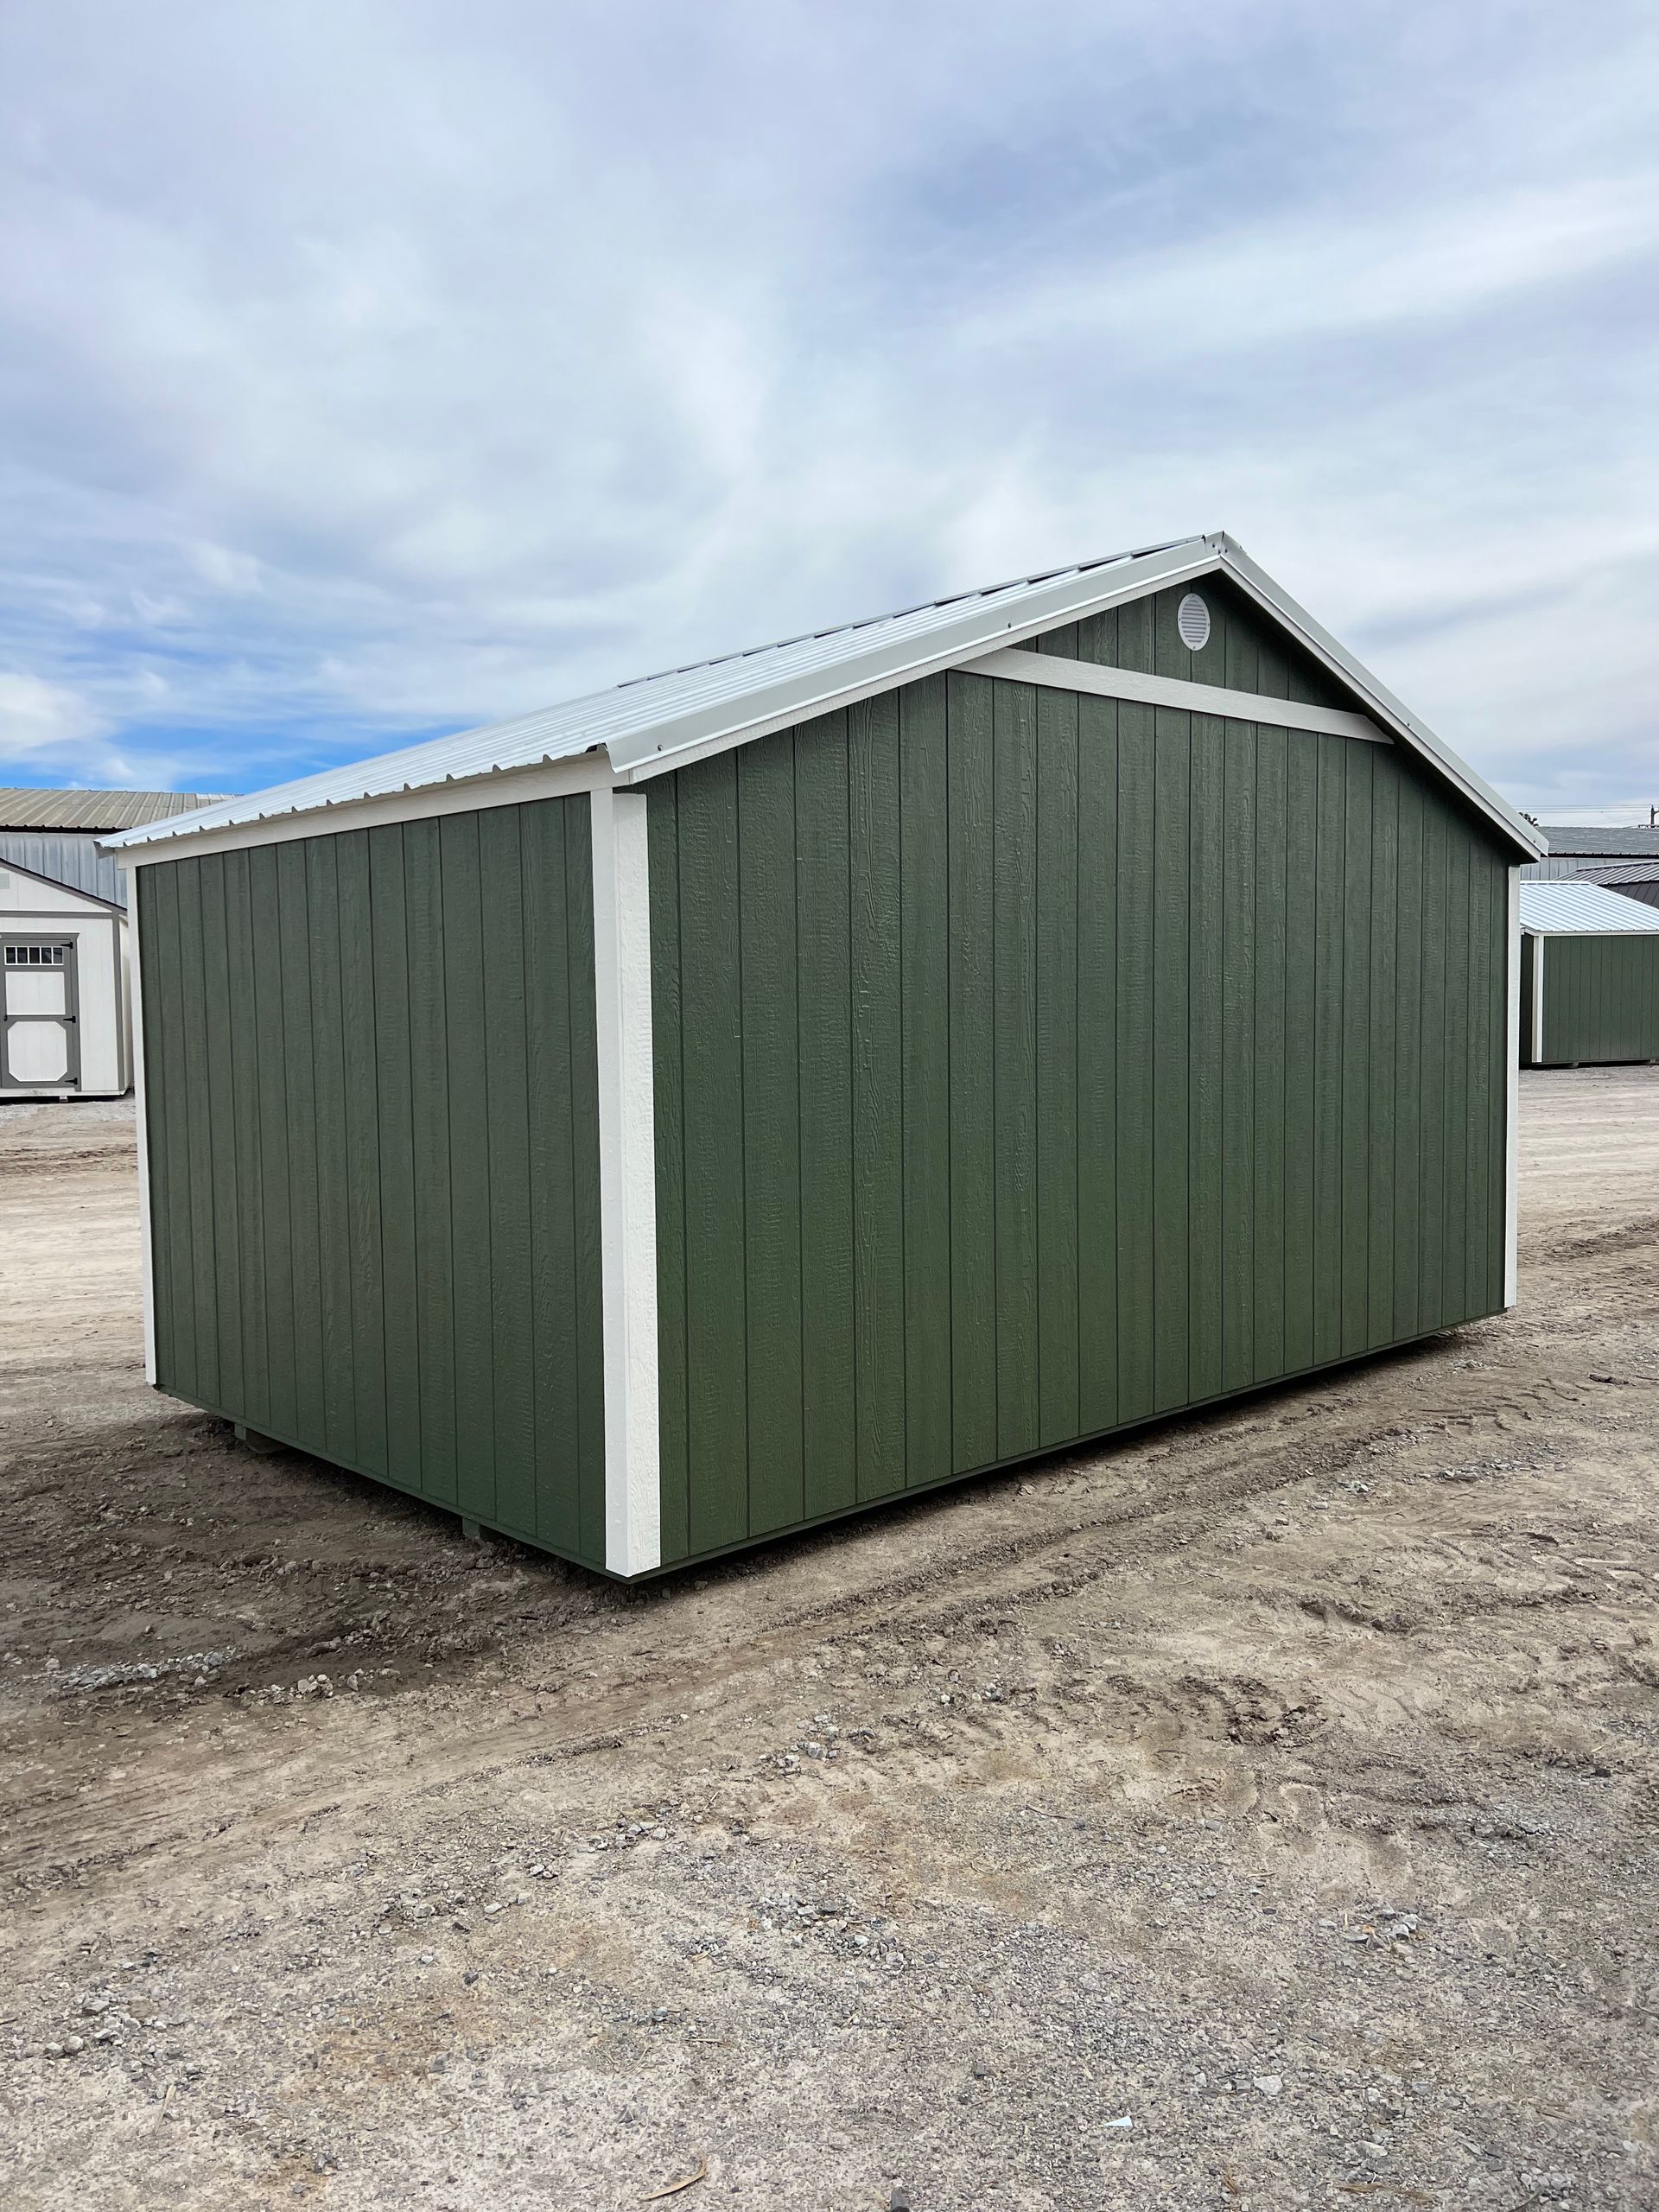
[2,1352,1624,1893]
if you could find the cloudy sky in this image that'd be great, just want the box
[2,1,1656,818]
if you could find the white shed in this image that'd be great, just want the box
[0,856,130,1097]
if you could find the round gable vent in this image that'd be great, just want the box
[1177,591,1211,652]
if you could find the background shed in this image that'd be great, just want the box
[0,790,232,1102]
[106,534,1544,1578]
[1522,823,1659,881]
[0,787,233,909]
[0,855,130,1096]
[1520,879,1659,1066]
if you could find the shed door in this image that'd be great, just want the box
[2,938,80,1090]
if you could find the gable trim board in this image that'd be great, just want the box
[102,535,1543,865]
[109,538,1529,1577]
[0,849,128,915]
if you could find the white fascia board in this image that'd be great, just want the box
[1505,868,1521,1307]
[125,868,158,1382]
[1212,539,1546,861]
[108,752,617,867]
[591,785,662,1579]
[614,539,1226,785]
[961,645,1389,742]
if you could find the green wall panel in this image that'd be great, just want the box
[1527,934,1659,1065]
[138,797,607,1567]
[650,662,1512,1567]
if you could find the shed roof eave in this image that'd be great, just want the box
[98,531,1541,866]
[99,537,1224,855]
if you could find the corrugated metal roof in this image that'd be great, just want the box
[102,533,1545,861]
[104,540,1203,849]
[0,787,232,832]
[1519,880,1659,934]
[1561,860,1659,889]
[1533,824,1659,858]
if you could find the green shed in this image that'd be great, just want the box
[1519,879,1659,1065]
[105,534,1545,1578]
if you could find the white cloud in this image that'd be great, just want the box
[0,673,109,760]
[0,2,1654,811]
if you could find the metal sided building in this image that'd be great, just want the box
[1522,823,1659,882]
[0,786,234,910]
[104,533,1546,1579]
[1519,880,1659,1066]
[0,854,130,1098]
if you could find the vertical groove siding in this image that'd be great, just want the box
[1528,936,1659,1065]
[651,668,1511,1566]
[138,798,607,1567]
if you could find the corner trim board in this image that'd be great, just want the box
[591,785,663,1577]
[126,868,158,1382]
[1505,870,1521,1306]
[959,645,1389,743]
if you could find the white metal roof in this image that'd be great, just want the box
[102,532,1545,861]
[1519,880,1659,934]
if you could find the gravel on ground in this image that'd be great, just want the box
[1,1071,1656,2209]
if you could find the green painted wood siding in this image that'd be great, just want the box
[1526,934,1659,1065]
[650,667,1511,1567]
[137,798,607,1566]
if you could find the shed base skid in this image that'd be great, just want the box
[168,1315,1485,1580]
[1,1087,128,1102]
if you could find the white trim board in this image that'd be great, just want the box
[1212,537,1541,859]
[959,645,1389,742]
[99,540,1226,846]
[100,537,1543,865]
[611,542,1228,785]
[1505,868,1521,1308]
[1529,929,1545,1066]
[126,871,158,1382]
[591,785,663,1578]
[111,752,617,868]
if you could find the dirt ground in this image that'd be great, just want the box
[1,1075,1656,2212]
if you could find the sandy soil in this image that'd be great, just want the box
[1,1072,1656,2211]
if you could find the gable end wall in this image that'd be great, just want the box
[649,652,1512,1566]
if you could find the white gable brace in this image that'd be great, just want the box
[961,645,1390,743]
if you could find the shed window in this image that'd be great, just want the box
[5,944,67,965]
